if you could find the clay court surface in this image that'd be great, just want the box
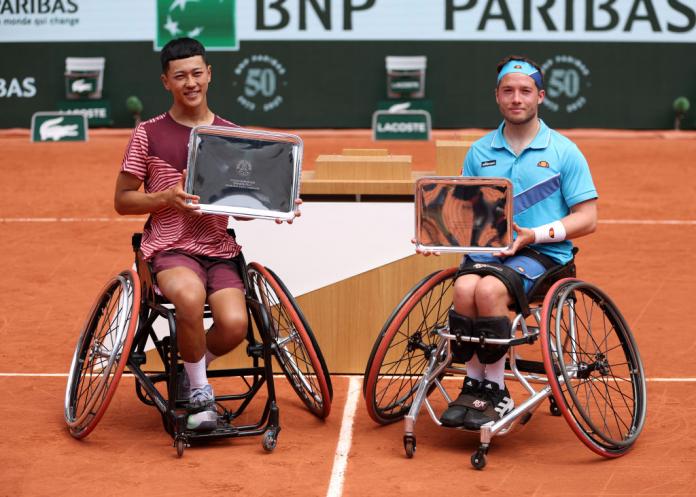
[1,128,696,496]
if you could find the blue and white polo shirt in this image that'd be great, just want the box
[462,119,598,264]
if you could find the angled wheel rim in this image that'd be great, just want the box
[64,269,140,437]
[364,267,456,424]
[541,278,646,456]
[248,263,331,418]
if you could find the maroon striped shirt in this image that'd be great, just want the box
[120,112,242,261]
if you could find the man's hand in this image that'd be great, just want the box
[496,222,534,257]
[411,237,441,256]
[276,198,303,224]
[164,170,201,215]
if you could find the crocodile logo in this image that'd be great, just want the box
[39,117,79,141]
[71,79,93,93]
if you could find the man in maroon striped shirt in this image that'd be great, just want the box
[114,38,248,431]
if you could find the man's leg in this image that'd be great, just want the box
[440,275,485,427]
[460,276,515,430]
[207,288,247,359]
[156,266,217,431]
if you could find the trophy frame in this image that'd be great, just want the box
[414,176,513,253]
[185,125,303,221]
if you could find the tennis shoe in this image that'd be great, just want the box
[186,384,218,431]
[440,377,483,427]
[461,380,514,430]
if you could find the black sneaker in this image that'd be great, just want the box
[461,380,514,430]
[439,377,483,428]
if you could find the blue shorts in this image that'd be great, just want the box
[464,252,557,295]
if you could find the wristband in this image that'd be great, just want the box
[532,220,566,243]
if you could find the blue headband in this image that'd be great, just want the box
[497,60,543,89]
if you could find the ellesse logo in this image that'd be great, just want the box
[537,160,549,168]
[549,227,556,238]
[514,64,522,69]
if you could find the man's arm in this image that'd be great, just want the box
[114,170,200,216]
[499,198,597,256]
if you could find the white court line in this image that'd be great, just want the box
[599,219,696,225]
[326,376,361,497]
[1,373,695,382]
[0,217,147,223]
[2,217,696,225]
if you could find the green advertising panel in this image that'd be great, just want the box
[57,100,113,127]
[373,110,431,141]
[31,112,88,142]
[156,0,237,51]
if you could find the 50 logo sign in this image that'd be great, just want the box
[233,54,287,113]
[541,55,591,114]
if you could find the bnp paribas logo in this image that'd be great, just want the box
[155,0,237,51]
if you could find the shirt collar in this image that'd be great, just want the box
[490,119,551,152]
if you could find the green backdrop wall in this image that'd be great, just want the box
[1,40,695,129]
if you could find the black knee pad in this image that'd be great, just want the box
[448,310,475,363]
[475,316,512,364]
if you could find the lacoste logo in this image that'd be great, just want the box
[71,79,93,93]
[481,160,496,168]
[537,160,549,168]
[39,117,78,141]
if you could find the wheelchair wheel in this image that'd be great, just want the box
[540,278,647,458]
[364,267,457,425]
[247,263,331,419]
[64,269,140,439]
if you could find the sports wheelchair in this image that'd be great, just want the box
[363,255,647,469]
[64,231,332,456]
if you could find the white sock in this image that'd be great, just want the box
[484,355,507,389]
[184,356,208,390]
[205,349,218,368]
[465,355,485,382]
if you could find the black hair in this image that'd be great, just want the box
[160,37,208,73]
[495,55,544,89]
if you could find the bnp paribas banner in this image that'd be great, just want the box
[1,0,695,46]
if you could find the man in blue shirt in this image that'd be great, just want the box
[438,55,598,430]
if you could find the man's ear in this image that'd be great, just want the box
[160,73,170,91]
[537,89,545,105]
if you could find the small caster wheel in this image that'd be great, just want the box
[262,430,278,452]
[549,396,561,417]
[403,435,416,458]
[471,450,487,470]
[175,437,186,458]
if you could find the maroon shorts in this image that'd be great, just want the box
[151,250,245,295]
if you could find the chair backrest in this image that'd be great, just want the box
[132,233,158,305]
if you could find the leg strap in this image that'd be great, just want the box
[475,316,512,364]
[457,260,530,316]
[448,310,476,363]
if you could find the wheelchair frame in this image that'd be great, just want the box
[65,232,332,457]
[363,264,647,470]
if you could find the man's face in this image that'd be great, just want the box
[495,72,545,125]
[161,55,211,109]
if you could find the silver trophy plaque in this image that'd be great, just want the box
[185,126,303,221]
[415,177,513,253]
